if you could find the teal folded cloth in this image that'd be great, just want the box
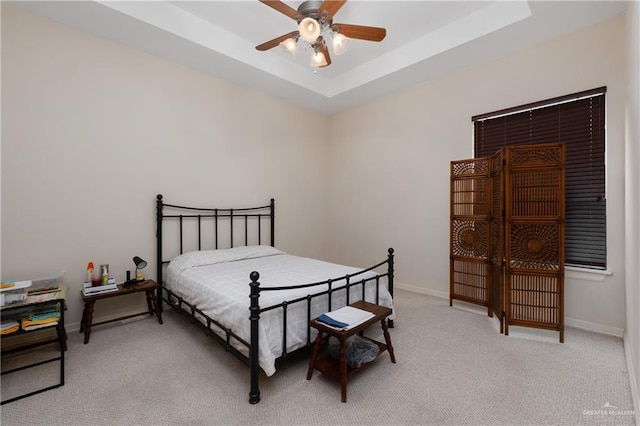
[28,311,61,321]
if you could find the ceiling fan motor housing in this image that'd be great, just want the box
[297,0,332,25]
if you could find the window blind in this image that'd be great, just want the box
[473,88,606,269]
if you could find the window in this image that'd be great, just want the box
[473,87,606,269]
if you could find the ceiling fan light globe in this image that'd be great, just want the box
[279,38,297,57]
[310,50,328,67]
[299,17,321,43]
[332,33,350,55]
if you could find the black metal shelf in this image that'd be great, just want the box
[1,292,67,405]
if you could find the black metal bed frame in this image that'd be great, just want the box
[155,194,394,404]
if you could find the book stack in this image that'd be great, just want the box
[316,306,375,331]
[83,279,118,296]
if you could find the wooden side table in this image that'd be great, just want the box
[80,279,162,344]
[306,300,396,403]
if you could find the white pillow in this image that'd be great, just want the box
[165,245,284,288]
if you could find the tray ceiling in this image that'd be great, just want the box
[7,1,627,115]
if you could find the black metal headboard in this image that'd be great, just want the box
[155,194,275,289]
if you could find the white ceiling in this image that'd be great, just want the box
[8,1,628,115]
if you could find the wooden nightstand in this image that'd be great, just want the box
[80,279,162,344]
[306,300,396,403]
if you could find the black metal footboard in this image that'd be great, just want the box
[248,248,394,403]
[155,194,395,404]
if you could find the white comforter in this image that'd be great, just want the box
[164,246,393,376]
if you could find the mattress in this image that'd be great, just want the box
[164,245,393,376]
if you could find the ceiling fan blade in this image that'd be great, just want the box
[320,42,332,67]
[332,23,386,42]
[319,0,346,18]
[255,31,299,51]
[259,0,300,20]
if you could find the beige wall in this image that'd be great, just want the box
[624,0,640,414]
[328,17,628,334]
[1,7,330,326]
[0,5,3,282]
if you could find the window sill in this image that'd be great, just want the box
[565,266,612,282]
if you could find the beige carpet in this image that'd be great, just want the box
[1,289,636,425]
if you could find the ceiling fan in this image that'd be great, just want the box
[255,0,387,68]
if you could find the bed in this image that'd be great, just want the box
[155,194,395,403]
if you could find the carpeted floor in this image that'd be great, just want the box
[1,289,636,425]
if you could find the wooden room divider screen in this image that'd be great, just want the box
[450,158,492,317]
[450,143,565,342]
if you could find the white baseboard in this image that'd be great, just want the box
[67,321,81,333]
[395,283,624,337]
[395,281,449,299]
[565,317,624,338]
[623,330,640,420]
